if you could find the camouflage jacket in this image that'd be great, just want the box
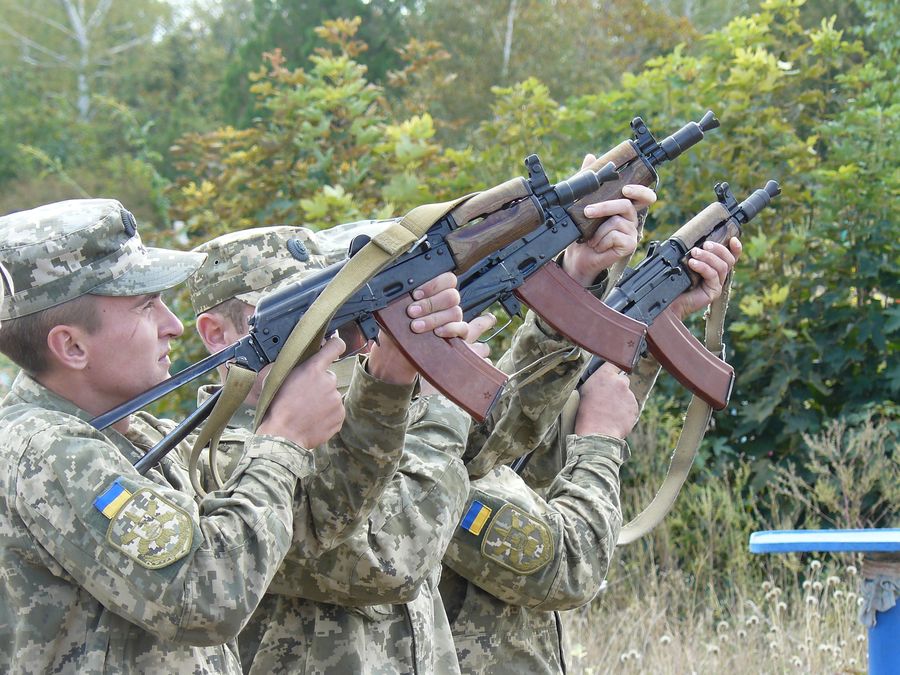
[440,313,660,675]
[199,358,472,675]
[0,362,407,674]
[440,436,629,675]
[463,312,586,479]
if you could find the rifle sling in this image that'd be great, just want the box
[617,270,733,545]
[252,195,475,431]
[188,363,256,497]
[187,195,477,495]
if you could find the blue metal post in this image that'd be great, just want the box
[870,602,900,674]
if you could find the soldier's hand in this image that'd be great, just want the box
[258,336,346,448]
[368,272,466,385]
[669,238,742,321]
[561,155,656,287]
[419,313,495,396]
[574,362,638,438]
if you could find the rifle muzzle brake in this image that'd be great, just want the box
[738,180,781,223]
[657,110,721,162]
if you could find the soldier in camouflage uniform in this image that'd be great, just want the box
[0,200,458,674]
[437,173,743,673]
[189,225,478,673]
[185,197,656,674]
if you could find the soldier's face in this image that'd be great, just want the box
[83,294,184,406]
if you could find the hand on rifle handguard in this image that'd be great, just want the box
[560,156,658,287]
[669,238,742,321]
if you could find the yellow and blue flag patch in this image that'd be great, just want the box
[460,500,492,536]
[94,479,133,519]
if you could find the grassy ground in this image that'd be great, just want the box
[565,555,866,673]
[559,412,896,674]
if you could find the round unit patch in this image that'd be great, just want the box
[107,488,194,569]
[481,503,553,574]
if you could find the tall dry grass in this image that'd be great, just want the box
[563,411,897,674]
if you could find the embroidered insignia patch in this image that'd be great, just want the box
[94,478,132,519]
[106,488,193,569]
[460,500,493,536]
[481,503,553,574]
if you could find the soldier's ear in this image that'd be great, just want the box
[195,312,227,353]
[46,324,89,371]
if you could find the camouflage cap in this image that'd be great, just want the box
[188,226,328,314]
[0,199,206,320]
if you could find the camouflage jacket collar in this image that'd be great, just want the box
[6,370,95,423]
[6,370,150,465]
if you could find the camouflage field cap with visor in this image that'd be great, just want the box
[188,226,328,315]
[0,199,206,320]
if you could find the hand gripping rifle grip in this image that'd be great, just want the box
[373,295,508,422]
[514,264,647,372]
[645,308,734,410]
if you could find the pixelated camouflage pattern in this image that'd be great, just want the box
[433,308,638,675]
[186,356,411,563]
[188,225,329,314]
[0,371,316,674]
[463,311,588,478]
[199,360,471,674]
[248,394,471,675]
[441,434,629,675]
[0,199,204,319]
[520,353,662,489]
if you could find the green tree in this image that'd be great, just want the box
[551,0,897,473]
[218,0,414,126]
[405,0,697,133]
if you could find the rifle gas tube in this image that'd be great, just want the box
[457,112,720,371]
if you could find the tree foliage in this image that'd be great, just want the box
[218,0,413,126]
[0,0,894,481]
[168,0,897,478]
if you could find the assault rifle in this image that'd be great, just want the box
[509,179,781,474]
[458,111,720,371]
[578,179,781,403]
[91,156,621,474]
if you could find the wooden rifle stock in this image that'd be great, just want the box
[373,294,508,421]
[514,264,647,372]
[646,308,734,410]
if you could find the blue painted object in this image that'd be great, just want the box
[750,529,900,675]
[750,529,900,554]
